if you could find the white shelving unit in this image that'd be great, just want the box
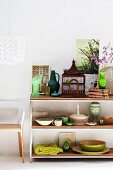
[30,96,113,162]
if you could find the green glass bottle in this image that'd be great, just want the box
[48,70,60,94]
[98,72,106,89]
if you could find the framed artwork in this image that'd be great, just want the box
[100,66,113,95]
[58,132,76,148]
[76,39,100,74]
[32,65,50,84]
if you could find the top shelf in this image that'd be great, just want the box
[30,95,113,101]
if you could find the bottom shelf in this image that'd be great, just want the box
[32,148,113,159]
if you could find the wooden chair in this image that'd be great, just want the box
[0,100,25,163]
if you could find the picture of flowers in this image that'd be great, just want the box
[99,43,113,69]
[76,39,100,74]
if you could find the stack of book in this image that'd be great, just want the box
[88,88,109,98]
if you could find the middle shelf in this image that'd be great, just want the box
[32,121,113,129]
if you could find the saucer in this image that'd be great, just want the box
[86,122,97,126]
[51,92,61,97]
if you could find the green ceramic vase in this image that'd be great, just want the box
[90,102,101,123]
[90,102,101,117]
[98,72,106,89]
[48,70,60,94]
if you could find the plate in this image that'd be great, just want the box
[65,122,74,126]
[86,122,97,126]
[72,146,110,155]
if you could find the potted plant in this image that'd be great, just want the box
[77,39,99,94]
[78,39,99,74]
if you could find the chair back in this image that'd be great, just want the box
[0,100,25,129]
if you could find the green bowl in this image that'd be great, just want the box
[79,140,106,152]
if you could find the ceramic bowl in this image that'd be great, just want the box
[79,140,106,152]
[35,118,53,126]
[69,114,89,125]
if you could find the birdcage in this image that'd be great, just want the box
[62,59,85,97]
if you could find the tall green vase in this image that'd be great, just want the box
[48,70,60,94]
[32,76,42,96]
[98,72,106,89]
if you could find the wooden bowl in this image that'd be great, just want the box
[79,140,106,152]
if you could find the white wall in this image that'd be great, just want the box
[0,0,113,156]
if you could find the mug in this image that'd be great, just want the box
[62,116,69,125]
[52,119,62,126]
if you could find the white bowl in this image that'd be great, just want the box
[35,118,53,126]
[69,114,89,125]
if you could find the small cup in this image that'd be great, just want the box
[52,119,62,126]
[62,116,69,125]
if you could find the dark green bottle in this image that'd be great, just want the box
[48,70,60,94]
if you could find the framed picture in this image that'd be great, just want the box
[32,65,50,84]
[58,132,76,148]
[76,39,100,74]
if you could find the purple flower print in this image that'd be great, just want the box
[99,43,113,68]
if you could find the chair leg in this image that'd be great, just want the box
[18,132,22,156]
[18,131,25,163]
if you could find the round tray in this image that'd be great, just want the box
[72,146,110,155]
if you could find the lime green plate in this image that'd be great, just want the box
[72,146,110,155]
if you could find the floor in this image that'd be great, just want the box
[0,156,113,170]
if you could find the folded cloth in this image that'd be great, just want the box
[34,143,63,155]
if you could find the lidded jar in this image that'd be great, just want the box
[69,104,89,125]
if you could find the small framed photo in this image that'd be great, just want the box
[32,65,50,84]
[58,132,76,148]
